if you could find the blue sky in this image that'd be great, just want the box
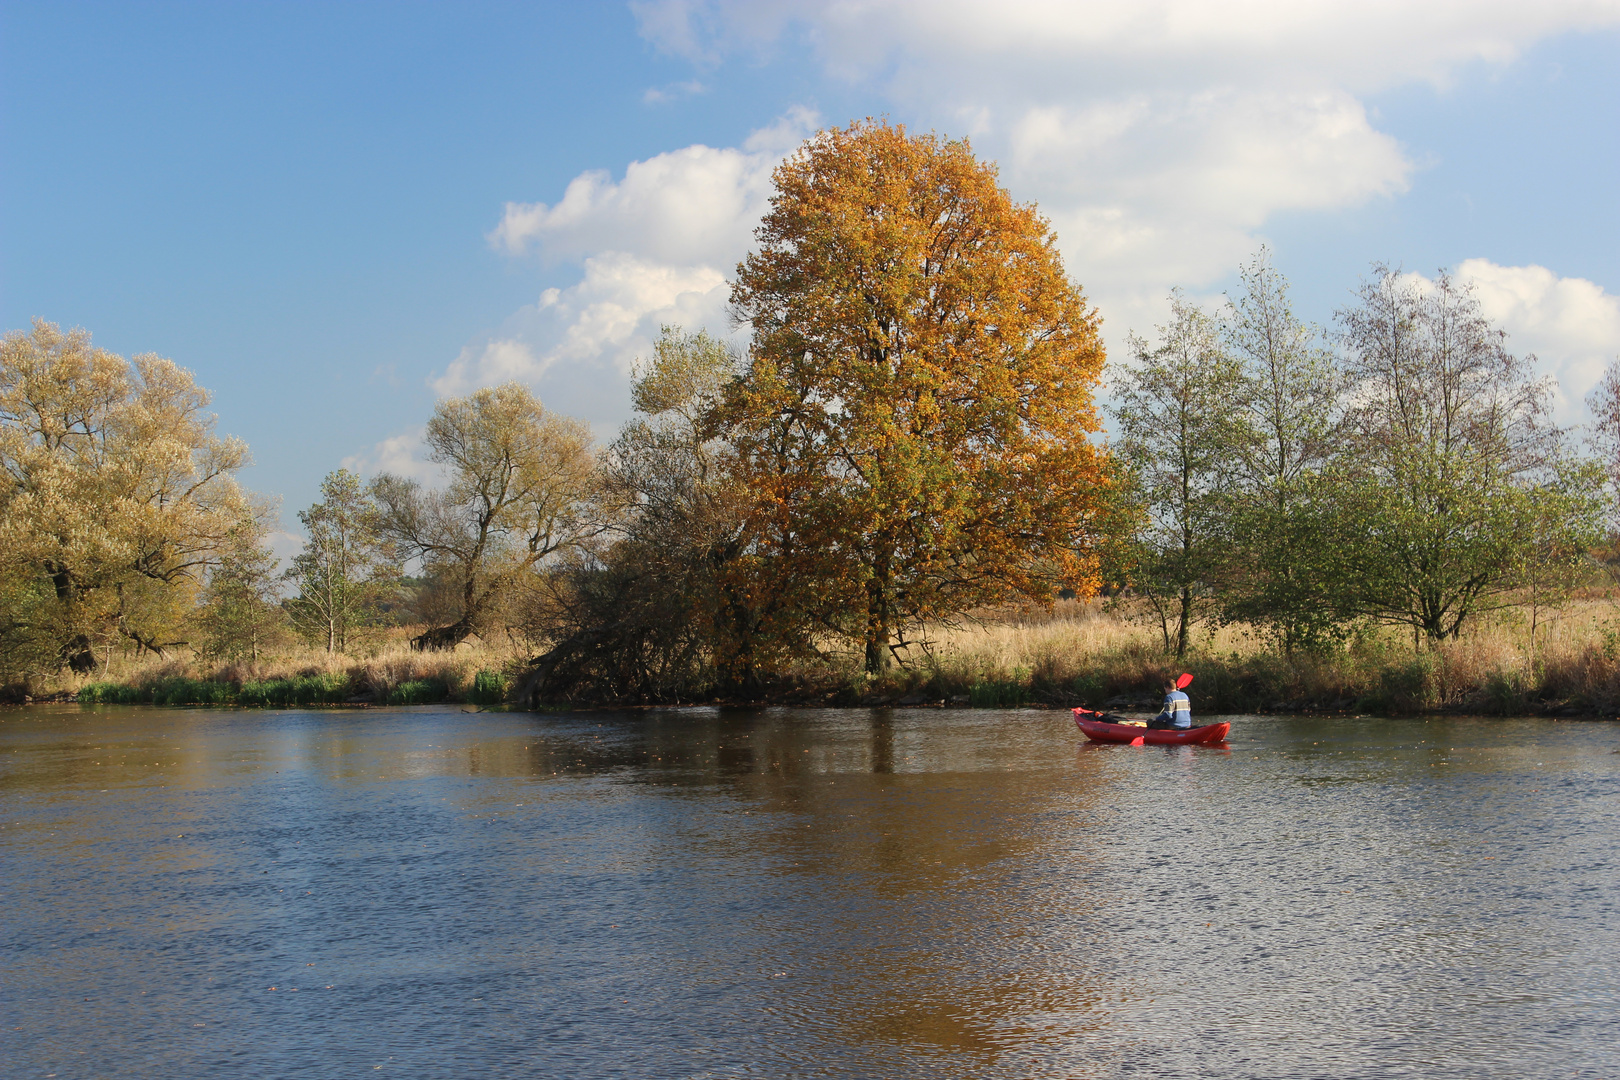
[4,2,1618,546]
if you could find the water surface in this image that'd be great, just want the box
[3,705,1616,1078]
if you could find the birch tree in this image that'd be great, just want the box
[283,470,394,653]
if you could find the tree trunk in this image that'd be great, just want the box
[864,560,892,675]
[61,634,97,674]
[414,616,475,652]
[1175,584,1191,659]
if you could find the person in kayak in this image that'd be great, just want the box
[1146,677,1192,730]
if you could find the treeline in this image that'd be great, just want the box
[1110,253,1611,660]
[3,119,1617,707]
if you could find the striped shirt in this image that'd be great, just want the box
[1157,690,1192,729]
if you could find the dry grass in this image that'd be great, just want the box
[827,595,1620,715]
[19,594,1620,714]
[26,626,533,704]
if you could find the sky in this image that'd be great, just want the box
[4,1,1619,550]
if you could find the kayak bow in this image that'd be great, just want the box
[1073,708,1230,745]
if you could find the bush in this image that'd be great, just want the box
[465,669,509,705]
[387,678,449,705]
[237,673,350,707]
[149,678,234,705]
[78,682,150,704]
[1359,655,1436,715]
[1069,670,1108,706]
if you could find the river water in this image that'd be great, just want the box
[2,705,1616,1079]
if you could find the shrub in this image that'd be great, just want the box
[78,682,149,704]
[237,673,350,707]
[387,678,449,705]
[466,669,509,705]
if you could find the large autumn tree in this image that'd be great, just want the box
[724,120,1113,673]
[0,319,253,673]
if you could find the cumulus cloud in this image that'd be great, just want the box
[1455,259,1620,421]
[636,1,1620,92]
[432,254,734,432]
[1013,89,1411,296]
[630,0,1620,341]
[340,427,443,485]
[487,106,814,265]
[437,110,818,434]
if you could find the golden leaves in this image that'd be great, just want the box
[724,120,1114,665]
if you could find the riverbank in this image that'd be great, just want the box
[8,596,1620,717]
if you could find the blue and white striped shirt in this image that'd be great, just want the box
[1157,690,1191,729]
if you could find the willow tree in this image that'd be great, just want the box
[371,383,596,650]
[0,319,251,671]
[725,120,1113,673]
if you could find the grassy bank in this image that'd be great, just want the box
[14,632,519,708]
[11,596,1620,716]
[847,597,1620,717]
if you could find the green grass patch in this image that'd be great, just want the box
[236,673,350,706]
[387,678,449,705]
[149,678,235,705]
[465,669,508,705]
[77,681,151,704]
[968,677,1029,708]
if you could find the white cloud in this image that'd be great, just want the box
[1013,89,1411,293]
[487,106,814,266]
[1455,259,1620,421]
[340,427,443,484]
[442,110,818,434]
[431,254,734,432]
[636,1,1620,92]
[643,79,707,104]
[630,0,1620,344]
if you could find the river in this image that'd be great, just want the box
[2,705,1616,1078]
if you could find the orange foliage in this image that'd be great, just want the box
[723,119,1114,673]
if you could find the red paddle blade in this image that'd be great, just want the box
[1129,736,1145,746]
[1176,672,1194,689]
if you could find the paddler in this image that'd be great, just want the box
[1145,677,1192,731]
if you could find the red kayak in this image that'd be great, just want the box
[1073,708,1230,745]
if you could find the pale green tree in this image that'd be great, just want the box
[1112,292,1250,658]
[284,470,395,653]
[1331,266,1602,642]
[1218,250,1348,653]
